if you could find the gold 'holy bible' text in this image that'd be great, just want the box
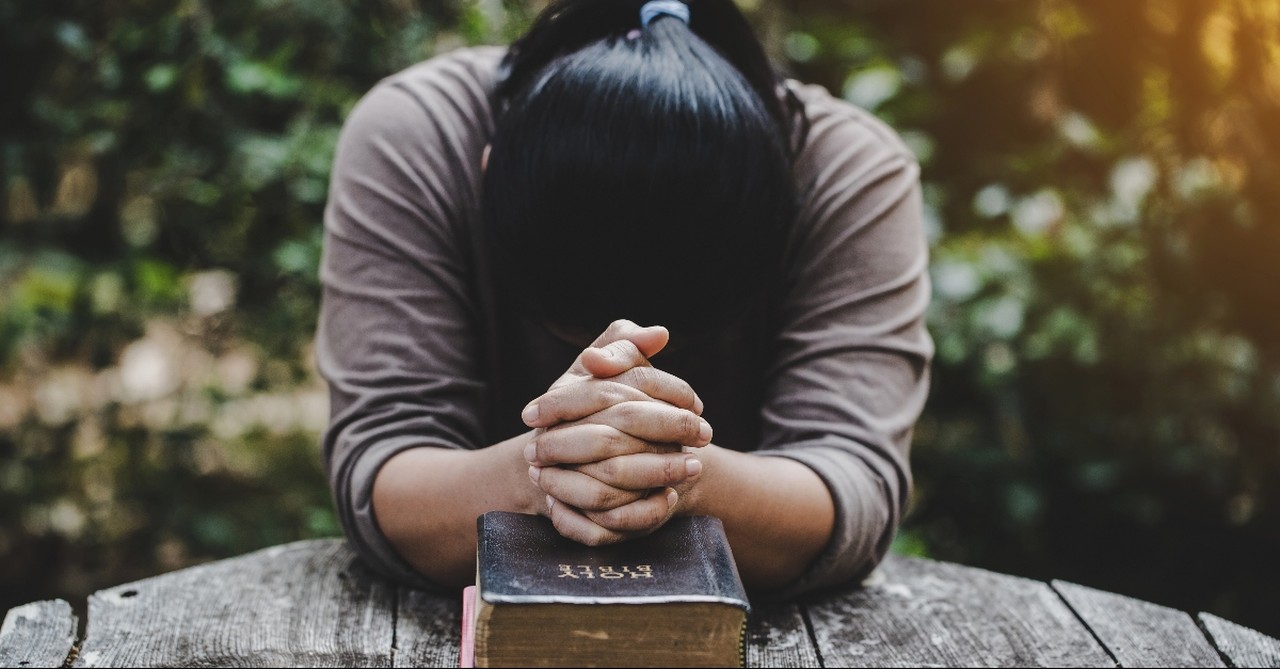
[557,564,654,579]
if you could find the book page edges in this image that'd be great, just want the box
[460,585,476,668]
[479,592,750,609]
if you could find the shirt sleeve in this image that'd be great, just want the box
[316,56,494,590]
[752,93,933,599]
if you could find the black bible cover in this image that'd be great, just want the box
[472,511,750,667]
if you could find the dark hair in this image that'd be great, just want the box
[483,0,803,340]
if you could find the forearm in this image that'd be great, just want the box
[680,444,835,590]
[371,432,544,587]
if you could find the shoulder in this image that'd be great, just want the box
[336,46,506,158]
[783,80,923,243]
[788,80,919,190]
[327,47,506,246]
[777,81,928,302]
[378,45,506,115]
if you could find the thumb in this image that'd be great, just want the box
[587,320,669,356]
[581,327,669,378]
[620,325,669,359]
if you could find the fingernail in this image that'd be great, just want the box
[521,403,540,424]
[698,419,713,444]
[666,489,678,508]
[528,466,541,483]
[685,458,702,478]
[693,394,705,415]
[546,495,556,513]
[523,441,537,464]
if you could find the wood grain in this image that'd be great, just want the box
[1052,580,1222,667]
[394,587,462,668]
[13,537,1277,668]
[745,602,820,668]
[804,554,1113,667]
[1198,612,1280,668]
[0,599,78,668]
[73,539,395,667]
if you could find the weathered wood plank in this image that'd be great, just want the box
[745,602,821,668]
[1198,612,1280,668]
[804,554,1113,667]
[0,599,78,668]
[74,539,395,668]
[394,587,461,668]
[1052,580,1222,667]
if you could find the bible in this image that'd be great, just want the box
[467,511,750,668]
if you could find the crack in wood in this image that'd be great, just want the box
[1197,612,1280,668]
[1196,614,1238,668]
[798,603,826,668]
[1047,582,1121,668]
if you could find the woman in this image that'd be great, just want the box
[318,0,931,599]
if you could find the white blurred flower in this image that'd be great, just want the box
[843,66,901,110]
[932,260,982,302]
[973,184,1012,218]
[1111,157,1158,219]
[120,337,179,402]
[34,368,93,425]
[1011,190,1064,237]
[216,349,258,394]
[49,500,87,537]
[941,45,979,82]
[1176,158,1222,200]
[978,296,1026,340]
[188,270,238,317]
[1059,112,1103,151]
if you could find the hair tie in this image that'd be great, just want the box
[640,0,690,29]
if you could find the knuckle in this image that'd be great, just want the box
[661,456,682,483]
[626,365,655,387]
[599,426,632,457]
[599,382,635,407]
[535,429,565,461]
[643,501,667,526]
[628,367,692,408]
[594,457,620,483]
[537,394,561,420]
[614,400,643,422]
[640,506,670,532]
[609,339,641,361]
[588,422,617,443]
[674,380,696,408]
[535,466,559,494]
[590,486,619,511]
[673,410,700,441]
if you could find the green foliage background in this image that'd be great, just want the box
[2,0,1278,637]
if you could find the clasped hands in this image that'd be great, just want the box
[521,319,710,546]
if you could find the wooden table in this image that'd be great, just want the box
[2,539,1277,667]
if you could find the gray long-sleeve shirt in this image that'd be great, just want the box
[317,46,932,599]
